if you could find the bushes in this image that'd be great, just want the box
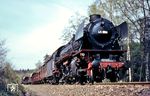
[0,39,26,95]
[0,63,26,96]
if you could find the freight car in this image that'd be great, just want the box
[26,14,128,85]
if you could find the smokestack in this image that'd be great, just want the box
[89,14,101,22]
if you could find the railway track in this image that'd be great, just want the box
[24,82,150,86]
[23,82,150,96]
[93,82,150,86]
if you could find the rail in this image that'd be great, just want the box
[94,82,150,86]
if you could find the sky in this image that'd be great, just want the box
[0,0,94,70]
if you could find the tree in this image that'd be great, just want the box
[88,0,126,25]
[61,13,87,44]
[0,40,7,69]
[0,39,23,95]
[114,0,150,81]
[3,63,20,83]
[35,60,42,70]
[88,1,105,17]
[0,39,8,89]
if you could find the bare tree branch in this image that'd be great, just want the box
[146,0,150,13]
[117,2,141,33]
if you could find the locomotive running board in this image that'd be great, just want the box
[80,49,127,53]
[55,49,127,65]
[72,49,127,57]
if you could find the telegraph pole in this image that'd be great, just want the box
[144,17,150,82]
[145,53,149,82]
[127,29,131,82]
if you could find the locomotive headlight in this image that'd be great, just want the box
[98,30,108,34]
[102,31,108,34]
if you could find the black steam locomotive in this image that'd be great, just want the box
[23,14,128,85]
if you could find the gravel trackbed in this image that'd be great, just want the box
[23,84,150,96]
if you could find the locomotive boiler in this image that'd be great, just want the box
[24,14,128,85]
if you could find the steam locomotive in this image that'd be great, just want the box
[22,14,128,84]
